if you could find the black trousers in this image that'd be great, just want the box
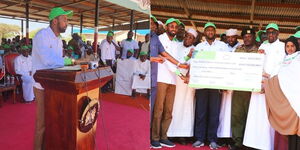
[289,135,300,150]
[194,89,221,142]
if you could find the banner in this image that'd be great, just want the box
[189,51,264,92]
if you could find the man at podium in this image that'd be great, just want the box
[31,7,73,150]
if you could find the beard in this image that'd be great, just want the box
[167,30,176,37]
[58,26,67,33]
[57,22,67,33]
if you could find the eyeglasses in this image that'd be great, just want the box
[266,31,278,35]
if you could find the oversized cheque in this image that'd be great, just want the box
[189,51,264,92]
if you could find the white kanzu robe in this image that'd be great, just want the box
[132,59,150,93]
[14,55,35,101]
[243,39,285,150]
[218,44,235,138]
[217,90,233,138]
[167,43,196,137]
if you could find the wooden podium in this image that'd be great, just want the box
[34,66,113,150]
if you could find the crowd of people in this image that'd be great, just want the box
[150,15,300,150]
[100,30,151,96]
[0,27,151,102]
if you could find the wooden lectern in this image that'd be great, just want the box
[34,66,113,150]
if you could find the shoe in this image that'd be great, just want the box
[159,139,175,148]
[209,141,220,149]
[192,140,205,147]
[151,141,162,149]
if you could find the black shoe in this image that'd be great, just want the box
[151,141,162,149]
[159,139,175,148]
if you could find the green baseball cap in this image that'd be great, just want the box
[140,51,147,56]
[296,26,300,31]
[266,23,279,31]
[67,45,74,50]
[179,21,185,27]
[165,18,180,26]
[204,22,216,30]
[128,49,134,53]
[150,15,157,23]
[107,30,114,36]
[256,30,265,42]
[2,44,10,49]
[20,45,29,50]
[293,31,300,38]
[220,33,225,38]
[49,7,73,21]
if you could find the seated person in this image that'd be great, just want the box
[14,46,34,102]
[126,49,137,60]
[131,51,150,97]
[75,48,98,64]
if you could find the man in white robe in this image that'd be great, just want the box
[14,46,34,102]
[132,51,150,97]
[218,28,238,140]
[243,23,285,150]
[167,28,197,139]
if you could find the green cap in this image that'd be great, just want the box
[266,23,279,31]
[293,31,300,38]
[204,22,216,30]
[49,7,73,21]
[165,18,180,26]
[256,30,264,42]
[140,51,147,56]
[67,45,74,50]
[20,45,29,50]
[179,21,185,27]
[2,44,10,49]
[295,26,300,31]
[107,31,114,36]
[150,15,157,23]
[220,33,225,38]
[128,49,134,53]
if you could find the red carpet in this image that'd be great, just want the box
[0,93,229,150]
[161,144,228,150]
[0,92,149,150]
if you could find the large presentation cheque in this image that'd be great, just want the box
[189,51,264,92]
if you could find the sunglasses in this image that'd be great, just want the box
[266,31,278,35]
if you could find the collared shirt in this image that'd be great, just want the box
[195,39,228,52]
[14,55,32,76]
[150,31,165,87]
[157,32,177,85]
[227,42,240,52]
[100,39,116,62]
[121,39,139,59]
[32,26,64,89]
[140,41,150,53]
[259,39,285,77]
